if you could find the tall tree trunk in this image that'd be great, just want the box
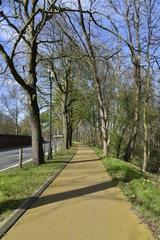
[68,123,72,148]
[26,23,45,164]
[27,91,44,165]
[68,109,73,148]
[62,112,69,149]
[142,66,150,171]
[123,117,139,162]
[62,93,69,149]
[92,106,97,146]
[124,58,141,162]
[143,102,149,171]
[116,127,126,158]
[95,77,108,156]
[122,1,142,162]
[15,119,19,135]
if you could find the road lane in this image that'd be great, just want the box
[0,144,49,172]
[0,147,32,172]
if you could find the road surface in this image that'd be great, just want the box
[0,144,49,172]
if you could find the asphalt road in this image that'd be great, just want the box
[0,144,49,172]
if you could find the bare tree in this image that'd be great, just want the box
[0,84,25,135]
[142,0,158,171]
[0,111,15,134]
[54,0,119,156]
[0,1,58,164]
[88,0,145,160]
[89,0,160,167]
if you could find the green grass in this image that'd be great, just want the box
[93,147,160,240]
[103,157,160,239]
[0,145,77,222]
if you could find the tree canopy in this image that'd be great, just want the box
[0,0,160,171]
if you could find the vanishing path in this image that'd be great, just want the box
[1,144,155,240]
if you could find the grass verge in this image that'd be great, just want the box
[0,145,77,222]
[93,147,160,240]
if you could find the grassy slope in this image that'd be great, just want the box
[101,155,160,239]
[92,145,160,239]
[0,146,77,222]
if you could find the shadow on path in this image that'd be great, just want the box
[51,158,100,164]
[29,180,115,209]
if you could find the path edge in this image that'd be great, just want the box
[0,146,78,239]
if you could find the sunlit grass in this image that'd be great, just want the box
[103,157,160,239]
[93,147,160,240]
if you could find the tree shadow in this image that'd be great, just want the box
[49,158,100,164]
[29,180,115,209]
[0,180,116,219]
[46,158,100,164]
[69,159,100,164]
[111,167,144,185]
[0,198,27,220]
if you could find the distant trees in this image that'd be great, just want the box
[105,0,160,171]
[49,0,120,156]
[0,111,15,134]
[94,0,160,171]
[0,85,24,135]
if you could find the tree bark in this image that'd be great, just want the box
[62,93,69,149]
[142,66,150,171]
[143,104,149,171]
[123,58,141,162]
[94,72,109,156]
[27,89,44,165]
[116,127,126,158]
[123,0,142,161]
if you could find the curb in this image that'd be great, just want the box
[0,146,78,239]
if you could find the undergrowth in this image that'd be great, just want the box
[102,157,160,240]
[93,146,160,240]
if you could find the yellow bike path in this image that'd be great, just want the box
[1,144,155,240]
